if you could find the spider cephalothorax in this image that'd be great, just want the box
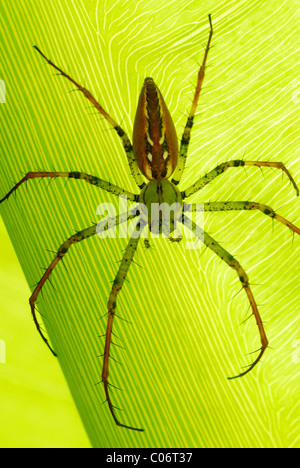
[1,15,299,432]
[139,180,182,235]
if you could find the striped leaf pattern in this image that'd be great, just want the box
[0,0,299,448]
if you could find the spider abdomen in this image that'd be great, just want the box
[132,78,178,181]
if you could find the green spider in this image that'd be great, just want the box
[1,15,300,432]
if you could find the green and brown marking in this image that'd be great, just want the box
[1,15,299,431]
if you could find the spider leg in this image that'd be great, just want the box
[181,214,269,378]
[185,202,300,235]
[29,211,136,356]
[0,171,138,204]
[144,239,152,249]
[168,236,183,244]
[102,220,146,431]
[182,160,299,199]
[172,14,213,185]
[34,46,145,190]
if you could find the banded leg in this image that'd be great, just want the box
[34,46,145,189]
[29,212,136,355]
[0,171,138,204]
[102,220,146,431]
[181,214,269,378]
[172,14,213,185]
[182,160,299,199]
[185,202,300,235]
[168,236,183,243]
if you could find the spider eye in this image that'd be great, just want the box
[132,78,178,181]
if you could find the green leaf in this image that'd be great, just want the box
[1,0,299,448]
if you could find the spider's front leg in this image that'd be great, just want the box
[0,171,138,204]
[28,211,136,356]
[101,220,146,432]
[182,160,299,199]
[181,214,269,378]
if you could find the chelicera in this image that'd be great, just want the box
[1,15,299,431]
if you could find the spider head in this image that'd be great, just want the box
[132,77,178,181]
[139,180,182,236]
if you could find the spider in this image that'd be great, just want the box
[1,15,300,432]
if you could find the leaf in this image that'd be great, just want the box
[1,0,300,448]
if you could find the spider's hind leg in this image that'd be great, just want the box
[34,46,145,190]
[172,14,213,185]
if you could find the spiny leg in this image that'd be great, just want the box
[102,220,146,432]
[181,214,269,378]
[144,239,152,249]
[185,202,300,235]
[29,212,136,356]
[182,160,299,199]
[172,14,213,185]
[168,236,183,244]
[0,171,138,204]
[34,46,145,190]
